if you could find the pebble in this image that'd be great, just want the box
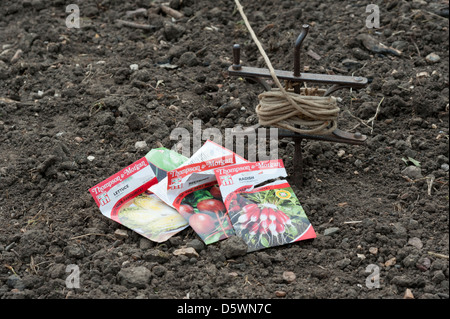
[65,245,84,259]
[402,254,419,268]
[401,166,422,180]
[143,249,170,264]
[7,274,25,291]
[220,236,248,259]
[139,238,153,249]
[341,58,362,69]
[404,288,414,299]
[336,258,351,269]
[391,275,426,288]
[432,270,446,284]
[337,149,345,158]
[74,136,83,143]
[186,239,206,252]
[282,271,296,283]
[354,159,363,168]
[178,51,199,67]
[275,290,286,297]
[135,141,147,150]
[385,257,397,267]
[152,265,167,277]
[391,40,409,51]
[87,155,95,162]
[173,247,199,258]
[323,227,340,236]
[425,53,440,63]
[369,247,378,255]
[114,229,128,240]
[117,266,151,288]
[417,71,430,79]
[129,64,139,71]
[416,257,431,272]
[441,164,449,172]
[163,21,186,41]
[408,237,423,249]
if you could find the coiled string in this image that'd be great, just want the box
[234,0,340,135]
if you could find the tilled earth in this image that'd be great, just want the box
[0,0,449,299]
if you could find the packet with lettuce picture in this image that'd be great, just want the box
[89,151,189,243]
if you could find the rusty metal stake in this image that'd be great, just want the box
[293,137,303,187]
[228,24,370,189]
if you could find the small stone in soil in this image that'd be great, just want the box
[425,53,440,63]
[143,249,170,264]
[135,141,147,149]
[401,166,422,180]
[114,229,128,240]
[385,257,396,267]
[7,274,24,291]
[275,290,286,297]
[186,238,206,252]
[282,271,296,283]
[117,266,151,289]
[416,257,431,272]
[221,236,248,259]
[173,247,199,258]
[404,288,414,299]
[408,237,423,249]
[323,227,340,236]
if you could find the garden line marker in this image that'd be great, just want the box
[230,0,370,188]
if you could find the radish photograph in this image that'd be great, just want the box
[228,186,316,252]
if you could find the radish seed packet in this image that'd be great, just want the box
[214,159,316,252]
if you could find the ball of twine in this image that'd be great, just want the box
[256,88,339,135]
[234,0,340,135]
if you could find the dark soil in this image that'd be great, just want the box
[0,0,448,300]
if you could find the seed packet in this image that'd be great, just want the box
[145,147,188,182]
[150,140,248,244]
[214,159,316,252]
[89,156,189,243]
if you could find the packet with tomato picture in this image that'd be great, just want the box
[89,156,189,243]
[150,140,248,245]
[214,159,316,252]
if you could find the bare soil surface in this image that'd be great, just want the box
[0,0,448,300]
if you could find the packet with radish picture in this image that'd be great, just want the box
[149,140,249,245]
[214,159,316,252]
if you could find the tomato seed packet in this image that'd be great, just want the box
[214,159,316,252]
[89,156,189,243]
[150,140,248,244]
